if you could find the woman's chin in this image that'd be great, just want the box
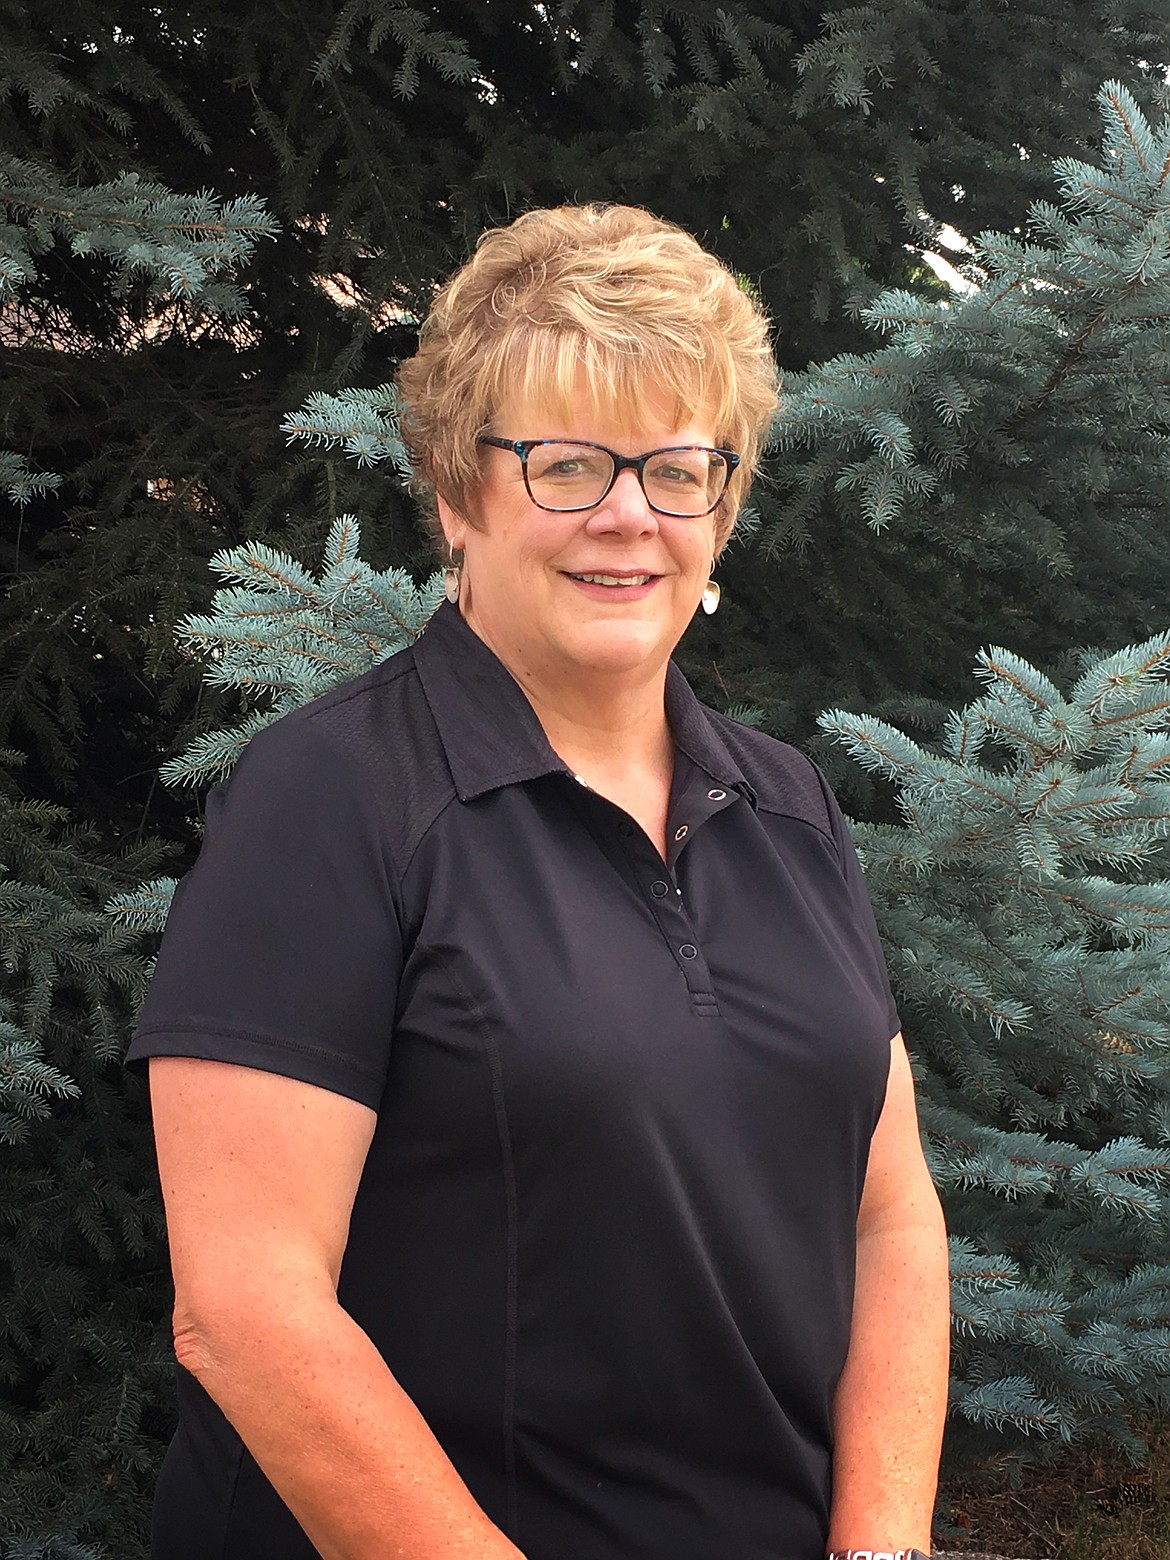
[550,620,673,679]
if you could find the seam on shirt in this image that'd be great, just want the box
[239,651,455,923]
[397,788,463,885]
[131,1023,386,1084]
[280,693,442,916]
[487,1026,520,1540]
[297,644,419,717]
[752,801,839,850]
[432,951,521,1543]
[219,1430,247,1560]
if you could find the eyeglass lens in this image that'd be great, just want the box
[524,443,729,516]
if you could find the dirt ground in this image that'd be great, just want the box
[935,1426,1170,1559]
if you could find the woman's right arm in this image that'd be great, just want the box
[151,1055,525,1560]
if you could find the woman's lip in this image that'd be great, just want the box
[561,570,661,581]
[562,572,661,599]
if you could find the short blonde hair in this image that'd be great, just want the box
[396,204,778,550]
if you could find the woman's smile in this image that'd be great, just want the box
[561,569,661,599]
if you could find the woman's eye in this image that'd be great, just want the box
[653,463,702,486]
[533,452,609,481]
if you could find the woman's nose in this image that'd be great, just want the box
[584,468,659,535]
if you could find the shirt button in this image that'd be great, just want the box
[707,788,726,801]
[619,822,634,837]
[650,880,671,899]
[674,824,689,841]
[679,943,698,959]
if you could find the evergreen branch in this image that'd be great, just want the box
[1062,175,1151,218]
[280,387,411,477]
[956,1378,1069,1434]
[976,649,1057,710]
[2,191,278,243]
[0,451,62,507]
[161,521,441,789]
[1103,81,1152,178]
[1095,695,1170,731]
[1007,285,1142,428]
[105,880,178,935]
[0,164,278,306]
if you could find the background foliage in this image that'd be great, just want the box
[5,2,1170,1554]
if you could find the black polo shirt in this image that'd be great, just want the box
[128,601,899,1560]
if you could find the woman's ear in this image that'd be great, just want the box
[436,493,468,554]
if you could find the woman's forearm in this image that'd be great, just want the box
[176,1288,523,1560]
[827,1199,950,1553]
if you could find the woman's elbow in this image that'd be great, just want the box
[169,1277,277,1390]
[171,1289,251,1389]
[170,1267,341,1391]
[172,1306,219,1382]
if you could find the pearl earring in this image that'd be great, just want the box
[700,579,721,616]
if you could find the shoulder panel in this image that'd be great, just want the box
[701,709,833,840]
[281,643,458,874]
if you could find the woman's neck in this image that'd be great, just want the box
[522,674,674,787]
[458,601,676,781]
[467,616,676,856]
[521,674,676,860]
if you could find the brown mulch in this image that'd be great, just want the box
[936,1553,1032,1560]
[933,1427,1170,1560]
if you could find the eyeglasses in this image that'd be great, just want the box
[477,436,740,518]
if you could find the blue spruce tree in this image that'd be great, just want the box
[0,765,169,1559]
[9,4,1170,1545]
[823,639,1170,1465]
[0,118,274,1560]
[131,81,1170,1479]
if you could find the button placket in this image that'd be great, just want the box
[665,777,739,872]
[626,845,718,1016]
[562,771,721,1016]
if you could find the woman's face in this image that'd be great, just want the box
[437,387,720,692]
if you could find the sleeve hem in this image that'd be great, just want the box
[125,1026,386,1111]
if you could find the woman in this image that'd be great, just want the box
[129,203,949,1560]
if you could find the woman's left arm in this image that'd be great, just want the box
[827,1034,950,1556]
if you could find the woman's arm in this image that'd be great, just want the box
[827,1035,950,1555]
[150,1056,525,1560]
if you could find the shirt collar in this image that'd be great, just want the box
[413,601,756,807]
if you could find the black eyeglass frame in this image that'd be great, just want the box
[477,435,740,518]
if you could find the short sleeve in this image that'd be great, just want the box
[816,765,902,1042]
[126,715,402,1110]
